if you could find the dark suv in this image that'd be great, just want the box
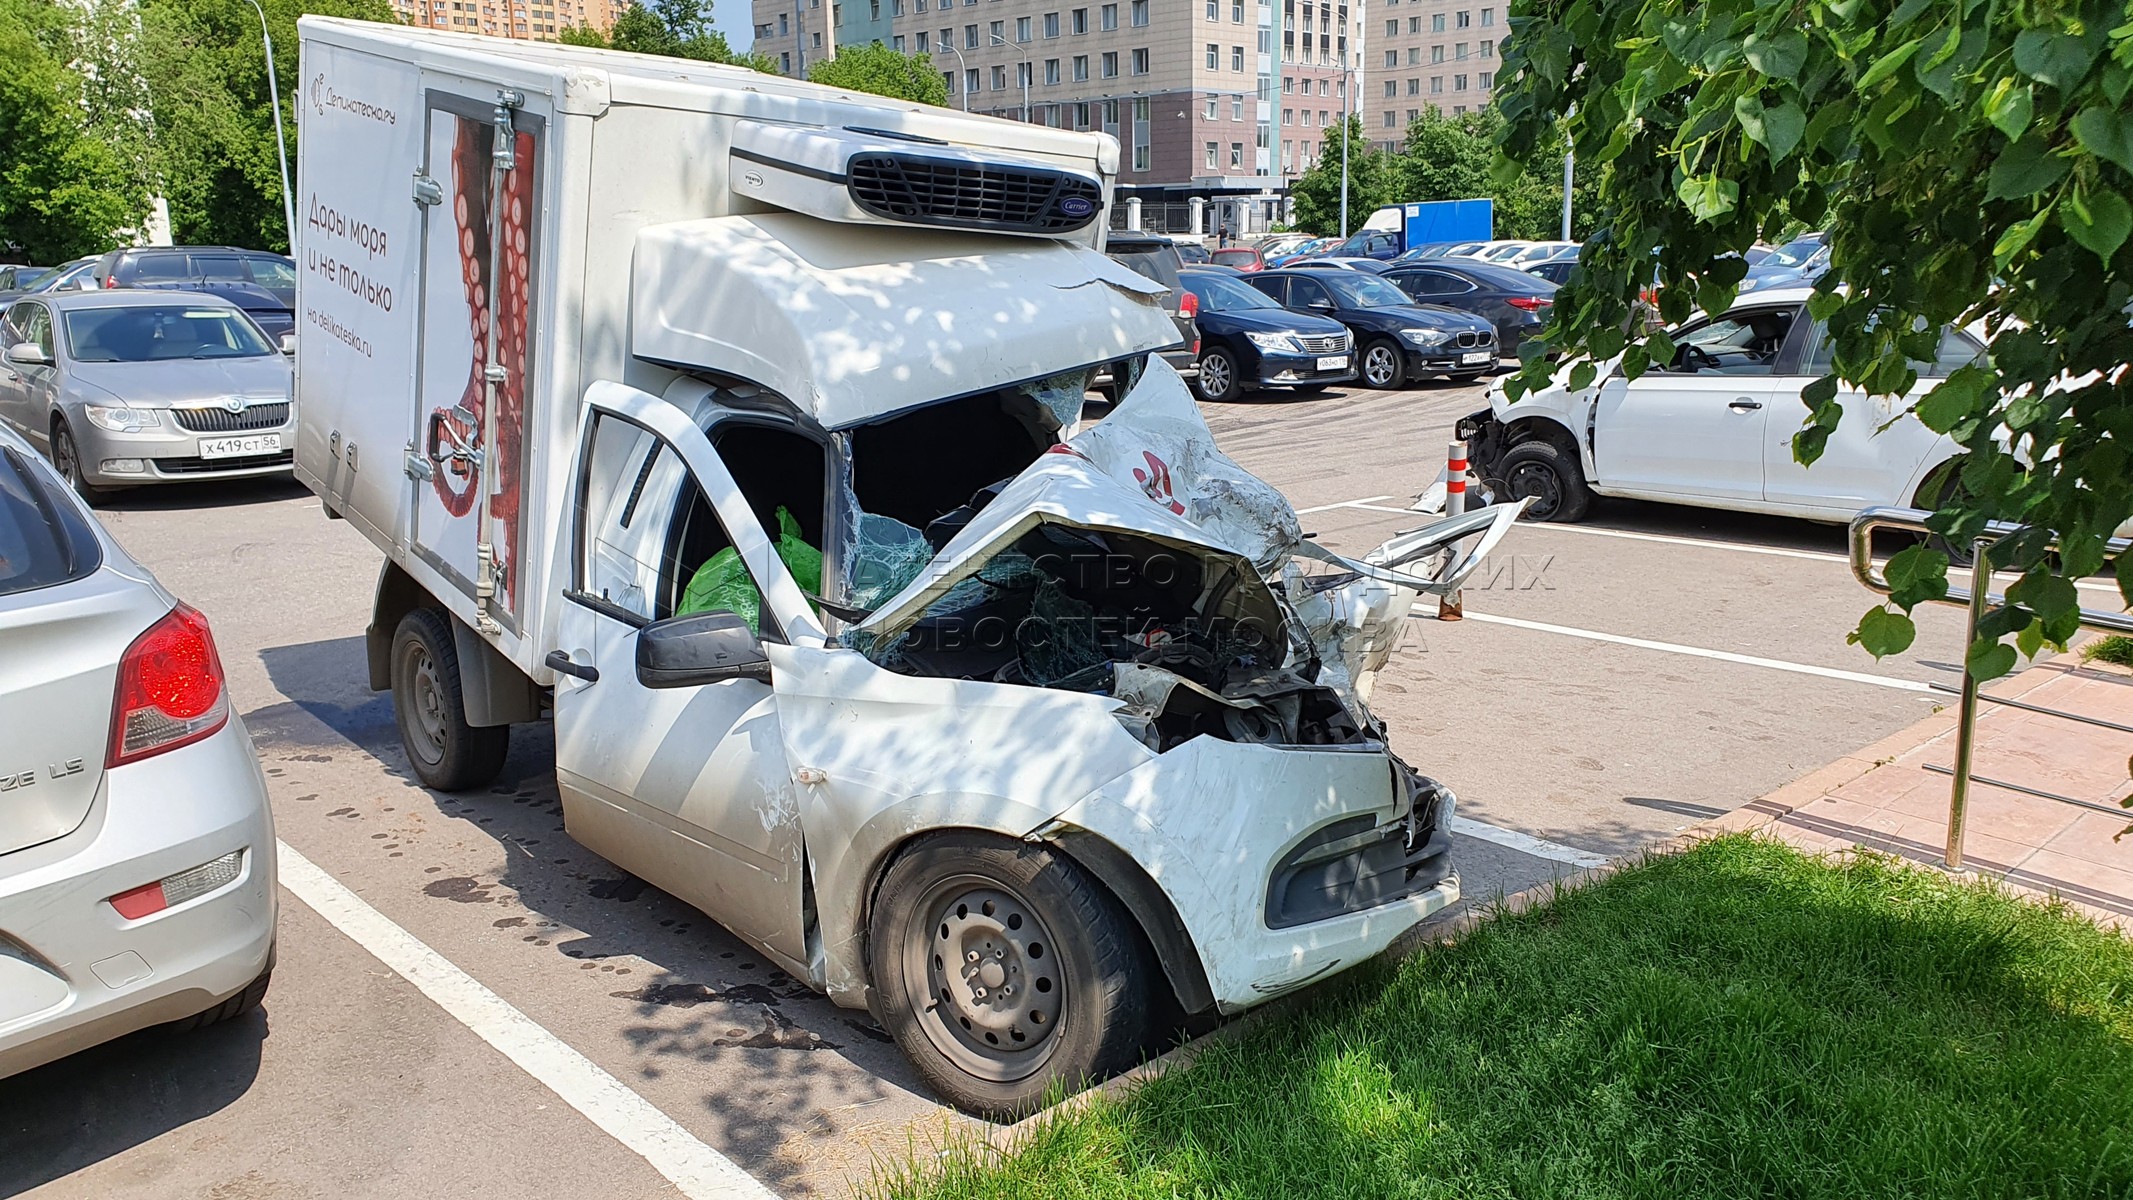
[92,247,297,340]
[1100,232,1199,392]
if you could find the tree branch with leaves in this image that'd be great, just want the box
[1494,0,2133,680]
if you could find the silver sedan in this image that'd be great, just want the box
[0,291,295,505]
[0,424,277,1077]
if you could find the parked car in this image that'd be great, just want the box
[0,422,276,1079]
[1179,268,1355,402]
[0,266,54,303]
[1525,257,1579,286]
[1288,256,1393,274]
[1503,241,1578,265]
[1210,246,1265,272]
[1384,259,1559,358]
[1393,241,1488,263]
[1254,232,1315,258]
[0,291,296,504]
[1265,236,1339,267]
[92,247,297,341]
[1738,234,1829,294]
[1328,228,1405,260]
[1172,239,1212,265]
[1457,285,1989,523]
[1247,269,1498,389]
[1,259,99,317]
[1101,232,1200,385]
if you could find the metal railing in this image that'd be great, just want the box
[1849,506,2133,868]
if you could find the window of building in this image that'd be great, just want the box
[1430,75,1443,92]
[1131,46,1148,71]
[1231,96,1243,119]
[1478,70,1493,87]
[992,63,1007,88]
[1044,11,1058,36]
[1383,49,1396,67]
[1232,0,1244,22]
[1481,38,1493,57]
[916,30,929,50]
[1456,9,1470,26]
[1431,12,1445,31]
[1100,2,1116,30]
[966,67,980,91]
[1454,73,1467,89]
[1231,141,1244,166]
[1130,0,1147,25]
[1382,79,1395,97]
[1406,77,1419,94]
[1481,6,1493,24]
[1207,41,1218,68]
[1207,0,1218,16]
[1073,7,1088,33]
[1015,15,1030,39]
[1101,50,1117,76]
[1045,58,1060,83]
[1431,44,1443,63]
[1455,41,1468,59]
[1232,44,1244,70]
[1383,111,1396,127]
[1207,141,1219,169]
[1205,95,1218,119]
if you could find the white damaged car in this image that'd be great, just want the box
[554,358,1521,1117]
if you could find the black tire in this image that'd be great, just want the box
[1195,346,1242,403]
[1496,438,1594,523]
[1358,338,1406,389]
[50,419,111,507]
[868,832,1157,1120]
[391,607,510,792]
[171,968,271,1032]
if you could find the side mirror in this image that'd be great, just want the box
[635,610,771,688]
[1308,299,1336,312]
[279,332,296,355]
[3,342,49,367]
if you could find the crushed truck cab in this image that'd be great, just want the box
[291,17,1520,1118]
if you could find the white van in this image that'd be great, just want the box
[293,19,1520,1115]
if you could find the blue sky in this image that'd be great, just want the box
[714,3,752,49]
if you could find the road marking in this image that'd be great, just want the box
[1445,611,1937,694]
[1447,816,1610,868]
[275,840,778,1200]
[1297,494,1393,514]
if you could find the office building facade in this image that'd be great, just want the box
[385,0,628,40]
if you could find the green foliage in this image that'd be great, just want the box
[2081,634,2133,667]
[1392,106,1594,239]
[139,0,396,253]
[0,0,147,261]
[566,2,778,70]
[877,837,2133,1199]
[1493,0,2133,682]
[1289,115,1397,236]
[808,41,950,106]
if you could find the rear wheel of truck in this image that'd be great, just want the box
[391,608,510,792]
[869,832,1157,1120]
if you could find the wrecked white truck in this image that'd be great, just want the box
[291,20,1521,1115]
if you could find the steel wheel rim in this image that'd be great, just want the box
[1364,345,1399,386]
[1200,353,1231,398]
[400,640,448,767]
[1506,461,1561,520]
[905,874,1066,1083]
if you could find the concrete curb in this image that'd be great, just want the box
[975,657,2096,1159]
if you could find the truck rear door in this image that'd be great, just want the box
[409,81,551,636]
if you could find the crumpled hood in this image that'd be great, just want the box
[856,357,1527,712]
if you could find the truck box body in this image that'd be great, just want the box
[1360,199,1495,251]
[293,18,1138,683]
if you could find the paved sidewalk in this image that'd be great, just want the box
[1712,656,2133,926]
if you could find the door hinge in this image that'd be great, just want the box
[492,89,525,172]
[404,449,433,481]
[412,172,444,207]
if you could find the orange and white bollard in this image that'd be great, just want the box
[1438,440,1466,621]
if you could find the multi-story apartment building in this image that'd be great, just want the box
[1371,0,1501,150]
[385,0,629,40]
[753,0,1366,231]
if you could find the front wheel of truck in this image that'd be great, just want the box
[391,608,510,792]
[870,832,1158,1120]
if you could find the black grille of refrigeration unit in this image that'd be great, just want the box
[846,154,1104,234]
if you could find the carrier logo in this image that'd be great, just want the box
[224,395,250,414]
[310,74,398,126]
[1058,196,1096,218]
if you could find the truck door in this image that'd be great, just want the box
[409,83,548,636]
[548,385,828,970]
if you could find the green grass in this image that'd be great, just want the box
[2083,635,2133,669]
[875,837,2133,1200]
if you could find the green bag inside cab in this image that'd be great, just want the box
[676,506,822,634]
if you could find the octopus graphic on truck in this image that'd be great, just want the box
[417,100,538,618]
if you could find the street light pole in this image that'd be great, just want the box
[1339,63,1353,238]
[942,43,971,112]
[239,0,295,250]
[987,33,1028,122]
[793,0,806,76]
[1561,142,1574,240]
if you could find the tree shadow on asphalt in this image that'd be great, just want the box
[252,634,936,1194]
[0,1008,266,1193]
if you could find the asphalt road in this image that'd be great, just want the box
[1,374,1995,1199]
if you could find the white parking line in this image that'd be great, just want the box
[1446,611,1937,694]
[1513,521,1849,563]
[1447,816,1610,868]
[276,840,778,1200]
[1297,494,1393,514]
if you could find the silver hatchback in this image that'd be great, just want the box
[0,291,295,504]
[0,426,276,1077]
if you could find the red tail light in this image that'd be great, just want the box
[1507,296,1553,312]
[103,275,118,288]
[108,602,228,768]
[1178,289,1199,321]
